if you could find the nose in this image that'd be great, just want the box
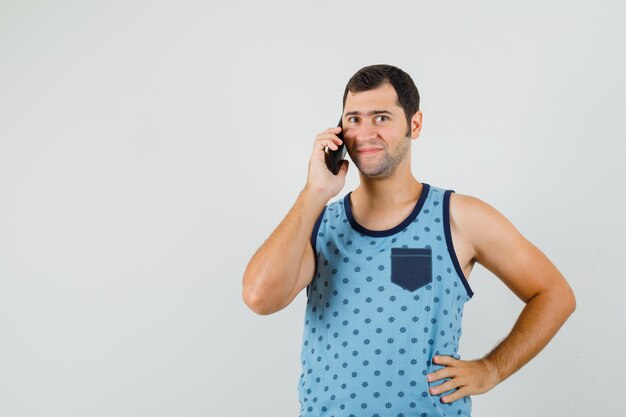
[353,121,379,142]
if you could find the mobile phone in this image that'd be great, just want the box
[324,117,347,175]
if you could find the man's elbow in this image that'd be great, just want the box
[565,285,577,316]
[242,288,265,315]
[534,281,576,318]
[242,288,279,316]
[552,282,577,318]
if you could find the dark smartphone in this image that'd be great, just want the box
[324,117,347,175]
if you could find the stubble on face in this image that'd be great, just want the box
[353,134,411,180]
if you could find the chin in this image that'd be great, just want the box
[360,167,394,179]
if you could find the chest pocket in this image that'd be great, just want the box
[390,247,432,292]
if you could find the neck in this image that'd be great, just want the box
[352,165,422,211]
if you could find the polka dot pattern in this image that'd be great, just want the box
[298,184,474,416]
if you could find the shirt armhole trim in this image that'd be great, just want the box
[443,190,475,299]
[307,205,327,299]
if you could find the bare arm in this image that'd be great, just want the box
[241,187,327,315]
[242,125,349,315]
[476,247,576,385]
[427,194,576,403]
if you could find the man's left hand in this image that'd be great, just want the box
[426,355,500,403]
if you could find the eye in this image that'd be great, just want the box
[348,116,358,123]
[375,115,389,122]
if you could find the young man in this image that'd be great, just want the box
[242,64,576,416]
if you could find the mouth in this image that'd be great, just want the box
[357,148,383,155]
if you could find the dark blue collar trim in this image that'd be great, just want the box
[343,183,430,238]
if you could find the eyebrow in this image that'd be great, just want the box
[344,110,393,117]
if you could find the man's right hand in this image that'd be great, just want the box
[305,126,349,200]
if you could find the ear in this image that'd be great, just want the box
[409,111,423,139]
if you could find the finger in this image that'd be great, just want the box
[316,127,342,138]
[429,378,460,396]
[433,355,457,366]
[316,136,342,151]
[441,387,469,404]
[316,128,343,139]
[313,138,330,152]
[321,133,343,145]
[318,142,337,152]
[337,159,349,175]
[427,367,454,383]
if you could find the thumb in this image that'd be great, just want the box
[339,159,349,174]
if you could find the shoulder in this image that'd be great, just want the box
[449,191,512,228]
[448,192,489,229]
[448,191,524,261]
[448,190,574,305]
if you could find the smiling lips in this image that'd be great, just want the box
[358,148,383,155]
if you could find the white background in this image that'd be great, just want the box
[1,1,624,416]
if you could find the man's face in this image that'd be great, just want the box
[342,82,416,180]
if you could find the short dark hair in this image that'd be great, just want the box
[342,64,420,132]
